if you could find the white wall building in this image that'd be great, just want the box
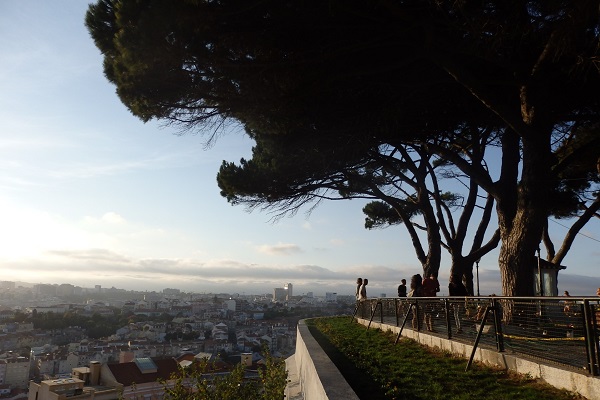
[284,283,293,300]
[4,356,29,389]
[273,288,287,302]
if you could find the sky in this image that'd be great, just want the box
[0,2,598,298]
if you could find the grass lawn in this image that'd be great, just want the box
[306,316,586,400]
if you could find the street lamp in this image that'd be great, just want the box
[476,259,481,296]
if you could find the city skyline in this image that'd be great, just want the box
[0,2,598,298]
[4,268,600,299]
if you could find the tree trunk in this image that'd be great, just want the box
[448,255,475,295]
[497,129,551,297]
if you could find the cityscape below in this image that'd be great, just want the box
[0,280,351,306]
[0,278,353,398]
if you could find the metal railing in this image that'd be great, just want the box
[352,296,600,375]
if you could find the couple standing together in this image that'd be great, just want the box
[356,277,368,301]
[407,274,440,332]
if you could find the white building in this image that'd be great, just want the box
[284,283,293,300]
[274,283,293,302]
[325,292,337,302]
[3,356,29,389]
[273,288,287,302]
[224,299,236,312]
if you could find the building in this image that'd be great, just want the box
[3,356,29,389]
[57,284,75,297]
[273,283,293,302]
[0,281,15,290]
[28,358,180,400]
[284,283,293,300]
[34,284,57,297]
[28,362,120,400]
[273,288,287,302]
[325,292,337,302]
[0,360,6,385]
[104,358,179,399]
[26,305,70,315]
[224,299,238,312]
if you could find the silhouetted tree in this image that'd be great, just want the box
[86,0,600,297]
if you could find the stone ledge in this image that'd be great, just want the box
[288,319,359,400]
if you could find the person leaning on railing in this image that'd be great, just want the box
[563,291,574,317]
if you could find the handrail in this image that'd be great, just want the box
[352,296,600,376]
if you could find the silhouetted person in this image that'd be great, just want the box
[359,278,368,301]
[398,279,407,297]
[355,277,363,301]
[422,274,440,331]
[408,274,423,330]
[422,274,440,297]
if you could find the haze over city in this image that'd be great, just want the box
[0,1,598,297]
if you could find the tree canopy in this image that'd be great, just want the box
[86,0,600,296]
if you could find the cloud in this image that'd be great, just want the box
[256,243,302,256]
[0,248,398,294]
[102,212,126,224]
[83,212,127,225]
[45,248,131,264]
[1,248,597,297]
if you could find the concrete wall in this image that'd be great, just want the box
[289,320,359,400]
[359,319,600,400]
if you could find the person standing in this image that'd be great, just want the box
[408,274,424,330]
[422,274,440,297]
[448,276,469,333]
[352,277,363,319]
[563,290,574,316]
[397,279,407,297]
[355,278,363,301]
[359,278,368,301]
[422,274,440,332]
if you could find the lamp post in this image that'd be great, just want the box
[476,259,481,296]
[537,247,543,296]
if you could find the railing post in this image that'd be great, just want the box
[395,302,414,344]
[367,300,382,330]
[491,297,504,352]
[394,298,399,327]
[593,301,600,372]
[466,305,493,371]
[582,300,598,375]
[444,299,452,339]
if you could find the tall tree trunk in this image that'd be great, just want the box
[497,127,551,297]
[448,255,475,295]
